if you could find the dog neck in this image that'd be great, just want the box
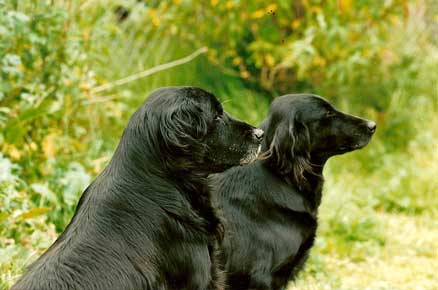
[166,169,224,242]
[103,138,223,240]
[262,155,324,212]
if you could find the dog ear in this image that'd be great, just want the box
[159,99,209,154]
[263,112,314,190]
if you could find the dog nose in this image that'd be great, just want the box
[367,121,377,133]
[253,128,264,141]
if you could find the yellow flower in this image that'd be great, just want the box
[240,70,250,79]
[338,0,352,13]
[313,55,326,67]
[389,15,401,26]
[147,9,156,17]
[29,142,38,151]
[80,83,91,92]
[9,145,21,160]
[265,3,277,13]
[225,1,233,9]
[232,57,242,66]
[211,0,219,7]
[42,133,57,158]
[265,54,275,67]
[82,28,90,41]
[310,6,322,14]
[291,19,301,29]
[251,9,265,19]
[152,16,160,27]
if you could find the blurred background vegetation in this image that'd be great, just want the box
[0,0,437,289]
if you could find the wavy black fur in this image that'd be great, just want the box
[11,86,262,290]
[211,94,376,290]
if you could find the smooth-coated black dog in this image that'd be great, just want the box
[211,94,376,290]
[11,87,264,290]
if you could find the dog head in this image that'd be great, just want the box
[261,94,376,188]
[137,87,263,174]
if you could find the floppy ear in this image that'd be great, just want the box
[263,112,315,190]
[159,100,209,154]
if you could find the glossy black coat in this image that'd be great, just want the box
[211,94,376,290]
[11,87,263,290]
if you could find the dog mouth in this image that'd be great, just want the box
[240,144,262,165]
[339,138,371,152]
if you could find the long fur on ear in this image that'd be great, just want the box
[157,99,210,168]
[261,113,320,190]
[161,102,207,149]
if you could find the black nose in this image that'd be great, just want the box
[367,121,377,133]
[253,128,264,141]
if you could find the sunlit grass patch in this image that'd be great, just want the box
[289,213,438,290]
[1,1,436,289]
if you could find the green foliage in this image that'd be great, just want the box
[0,2,102,284]
[166,1,413,103]
[0,0,437,289]
[114,0,433,152]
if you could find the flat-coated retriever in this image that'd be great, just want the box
[210,94,376,290]
[11,87,264,290]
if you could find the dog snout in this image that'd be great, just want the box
[252,128,264,141]
[366,121,377,134]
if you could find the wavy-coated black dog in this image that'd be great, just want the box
[12,87,264,290]
[211,94,376,290]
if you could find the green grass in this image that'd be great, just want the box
[1,1,437,289]
[4,96,436,290]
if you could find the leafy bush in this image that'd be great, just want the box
[0,0,437,289]
[121,0,433,153]
[0,2,102,284]
[159,1,412,102]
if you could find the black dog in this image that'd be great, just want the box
[11,87,264,290]
[211,94,376,290]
